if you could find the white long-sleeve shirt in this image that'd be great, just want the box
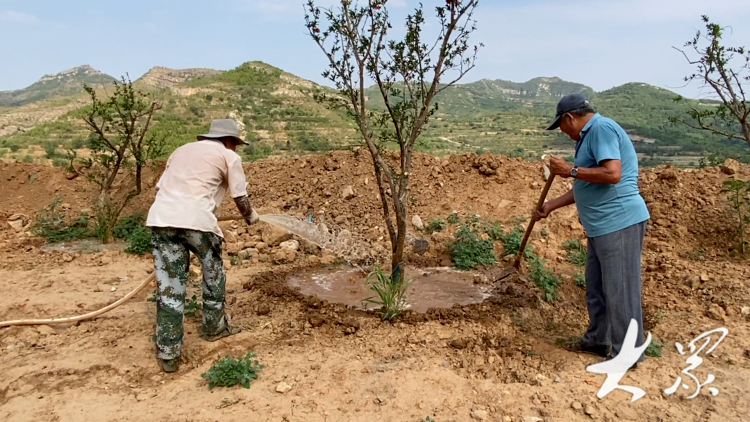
[146,140,247,238]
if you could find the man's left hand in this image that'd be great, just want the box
[549,155,573,178]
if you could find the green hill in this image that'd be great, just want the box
[0,61,746,167]
[0,62,358,164]
[0,65,115,107]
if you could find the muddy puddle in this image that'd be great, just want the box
[286,266,492,313]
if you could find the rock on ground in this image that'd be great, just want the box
[262,225,293,247]
[279,239,300,252]
[411,214,424,231]
[275,382,292,393]
[342,186,355,199]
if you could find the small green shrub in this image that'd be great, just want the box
[124,225,152,255]
[92,202,116,243]
[574,272,586,288]
[201,351,264,390]
[362,265,411,321]
[230,255,242,266]
[113,213,152,255]
[528,255,562,301]
[646,339,667,357]
[51,157,68,168]
[43,142,59,159]
[425,219,446,234]
[498,225,531,258]
[113,213,146,239]
[563,238,588,266]
[31,196,91,243]
[449,224,497,270]
[721,179,750,257]
[481,219,504,241]
[447,212,460,225]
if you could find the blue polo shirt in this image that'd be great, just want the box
[573,113,650,238]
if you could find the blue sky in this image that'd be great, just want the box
[1,0,749,99]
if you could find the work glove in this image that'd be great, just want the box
[245,209,259,225]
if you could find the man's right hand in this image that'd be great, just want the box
[534,202,554,220]
[246,209,259,225]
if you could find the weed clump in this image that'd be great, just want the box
[32,199,153,256]
[124,225,152,255]
[113,212,152,255]
[721,179,750,257]
[201,351,263,390]
[574,272,586,288]
[448,223,497,270]
[527,255,562,301]
[646,339,667,357]
[498,224,561,301]
[563,238,588,266]
[481,219,504,241]
[31,196,91,243]
[425,219,446,234]
[497,225,533,260]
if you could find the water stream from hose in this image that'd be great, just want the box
[258,214,378,273]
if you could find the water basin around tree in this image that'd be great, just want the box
[286,266,492,313]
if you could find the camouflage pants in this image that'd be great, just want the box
[151,227,227,360]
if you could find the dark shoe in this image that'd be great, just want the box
[158,357,179,373]
[201,314,243,342]
[604,354,640,371]
[562,337,610,357]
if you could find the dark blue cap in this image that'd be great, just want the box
[545,93,592,130]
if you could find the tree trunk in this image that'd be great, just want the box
[97,194,116,244]
[390,200,408,284]
[102,226,115,244]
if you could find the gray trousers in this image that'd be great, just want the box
[583,221,647,362]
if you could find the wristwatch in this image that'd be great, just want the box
[570,166,579,178]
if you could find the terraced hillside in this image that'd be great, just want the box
[0,61,746,167]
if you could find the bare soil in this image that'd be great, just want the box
[1,152,749,422]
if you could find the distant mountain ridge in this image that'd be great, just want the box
[0,61,743,166]
[0,65,115,107]
[464,77,595,100]
[138,66,222,88]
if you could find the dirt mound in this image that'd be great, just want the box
[2,152,750,421]
[640,164,747,255]
[3,151,749,269]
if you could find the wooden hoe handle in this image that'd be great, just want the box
[512,174,556,269]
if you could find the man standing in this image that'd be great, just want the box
[535,94,650,368]
[146,119,259,373]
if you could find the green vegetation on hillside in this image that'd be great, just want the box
[0,65,115,107]
[1,61,748,166]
